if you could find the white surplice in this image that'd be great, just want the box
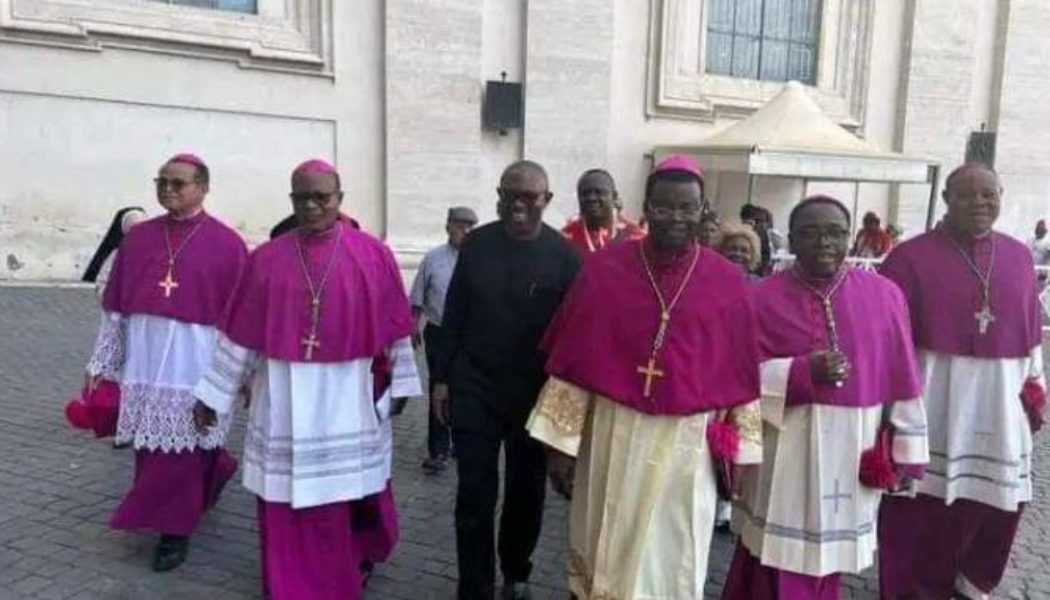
[527,377,762,600]
[734,358,929,577]
[915,347,1044,511]
[87,311,232,452]
[194,335,421,509]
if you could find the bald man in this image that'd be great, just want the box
[431,161,582,600]
[878,164,1046,599]
[561,168,645,256]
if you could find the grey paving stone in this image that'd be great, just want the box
[1,286,1048,599]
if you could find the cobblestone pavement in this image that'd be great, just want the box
[0,286,1047,599]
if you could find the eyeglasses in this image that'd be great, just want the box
[154,177,199,192]
[498,188,550,206]
[290,191,338,206]
[793,227,850,242]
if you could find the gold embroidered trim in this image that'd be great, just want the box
[731,402,763,446]
[537,378,589,437]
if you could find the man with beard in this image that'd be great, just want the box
[878,163,1046,599]
[562,168,645,256]
[527,155,762,599]
[431,160,582,599]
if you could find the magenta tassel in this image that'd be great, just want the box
[707,419,740,462]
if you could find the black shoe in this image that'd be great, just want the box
[360,561,375,588]
[501,582,532,600]
[421,455,448,474]
[152,535,189,572]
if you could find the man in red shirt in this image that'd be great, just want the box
[850,211,893,258]
[562,168,645,256]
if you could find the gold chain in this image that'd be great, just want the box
[293,223,343,331]
[638,244,701,355]
[163,215,207,269]
[791,265,849,352]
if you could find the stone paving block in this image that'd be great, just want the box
[2,286,1049,599]
[11,576,54,597]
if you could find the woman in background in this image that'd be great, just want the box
[719,223,763,282]
[82,207,147,295]
[697,212,722,248]
[68,206,146,443]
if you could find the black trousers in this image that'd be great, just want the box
[453,426,548,600]
[423,324,452,459]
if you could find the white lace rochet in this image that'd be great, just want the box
[86,312,124,380]
[86,311,231,453]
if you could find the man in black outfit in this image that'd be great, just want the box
[431,160,582,600]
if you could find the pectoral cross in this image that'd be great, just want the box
[158,269,179,298]
[975,304,996,335]
[301,332,320,361]
[636,357,665,398]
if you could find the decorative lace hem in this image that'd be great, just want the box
[86,312,124,380]
[116,383,232,453]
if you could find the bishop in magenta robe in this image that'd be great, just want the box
[877,164,1045,599]
[721,195,928,600]
[85,153,247,571]
[193,159,421,600]
[527,156,762,599]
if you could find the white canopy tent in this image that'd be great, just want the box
[653,81,941,232]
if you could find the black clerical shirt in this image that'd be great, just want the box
[433,221,581,433]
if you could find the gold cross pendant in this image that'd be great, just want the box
[158,270,179,298]
[301,332,320,360]
[636,357,665,398]
[975,304,996,335]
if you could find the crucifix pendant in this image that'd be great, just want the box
[975,303,996,335]
[636,356,665,398]
[301,331,321,360]
[158,269,179,298]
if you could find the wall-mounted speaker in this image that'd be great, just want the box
[483,75,523,134]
